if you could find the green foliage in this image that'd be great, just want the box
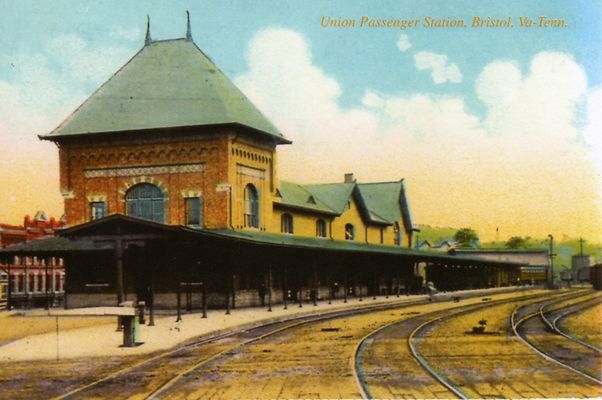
[481,235,602,276]
[415,225,458,244]
[506,236,531,249]
[454,228,479,248]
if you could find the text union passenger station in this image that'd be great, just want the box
[0,19,520,310]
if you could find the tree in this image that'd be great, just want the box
[454,228,479,248]
[506,236,530,249]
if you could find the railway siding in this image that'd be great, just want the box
[557,300,602,350]
[416,292,601,398]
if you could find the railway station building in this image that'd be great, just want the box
[0,18,522,310]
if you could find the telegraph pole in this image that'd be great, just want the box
[547,234,555,288]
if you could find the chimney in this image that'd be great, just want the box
[344,173,355,183]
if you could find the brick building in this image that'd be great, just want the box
[0,17,522,310]
[0,212,66,307]
[0,211,65,248]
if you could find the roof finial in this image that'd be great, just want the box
[145,15,152,46]
[185,10,193,41]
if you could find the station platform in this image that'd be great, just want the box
[0,286,533,362]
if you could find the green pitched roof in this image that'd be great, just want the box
[275,180,414,231]
[357,182,402,223]
[274,181,337,215]
[41,39,289,143]
[301,183,356,214]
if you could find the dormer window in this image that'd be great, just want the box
[345,223,355,241]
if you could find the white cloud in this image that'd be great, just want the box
[396,34,411,52]
[110,25,141,42]
[235,28,377,146]
[0,34,133,224]
[476,52,587,140]
[583,85,602,198]
[414,51,462,84]
[47,34,131,84]
[361,90,385,108]
[236,28,601,241]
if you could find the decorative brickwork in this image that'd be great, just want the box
[84,163,205,178]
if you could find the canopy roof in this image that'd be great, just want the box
[41,38,289,144]
[0,215,522,268]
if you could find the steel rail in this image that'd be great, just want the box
[146,318,311,399]
[147,297,452,399]
[511,296,602,385]
[406,291,577,400]
[54,299,417,400]
[549,298,602,353]
[55,289,585,400]
[407,315,470,400]
[354,290,579,400]
[537,294,599,333]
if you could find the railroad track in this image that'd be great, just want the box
[54,297,428,400]
[39,288,597,399]
[353,289,588,399]
[512,293,602,385]
[544,296,602,353]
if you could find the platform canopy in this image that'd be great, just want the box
[0,214,523,269]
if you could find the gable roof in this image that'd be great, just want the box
[357,182,403,224]
[274,181,337,215]
[301,183,356,214]
[41,38,290,144]
[275,180,414,230]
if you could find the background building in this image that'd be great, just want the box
[0,212,65,307]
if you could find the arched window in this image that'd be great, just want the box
[394,222,402,246]
[316,219,327,238]
[345,223,355,241]
[281,213,294,234]
[125,183,165,223]
[244,184,259,228]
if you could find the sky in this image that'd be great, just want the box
[0,0,601,243]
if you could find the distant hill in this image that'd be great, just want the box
[415,225,458,245]
[481,237,601,275]
[416,225,601,276]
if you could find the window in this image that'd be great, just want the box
[244,184,259,228]
[316,219,327,238]
[90,202,106,221]
[394,222,402,246]
[125,183,165,223]
[345,223,355,241]
[185,197,203,226]
[281,213,294,234]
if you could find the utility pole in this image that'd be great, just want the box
[547,234,555,288]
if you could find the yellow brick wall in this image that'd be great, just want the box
[270,201,409,248]
[271,208,331,238]
[327,199,364,242]
[228,136,277,231]
[366,225,384,244]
